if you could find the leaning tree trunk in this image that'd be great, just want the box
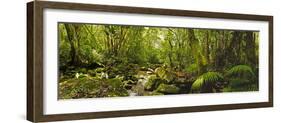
[64,24,81,66]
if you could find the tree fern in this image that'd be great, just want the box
[226,65,255,78]
[224,65,257,92]
[191,72,223,92]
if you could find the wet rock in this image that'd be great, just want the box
[132,82,145,96]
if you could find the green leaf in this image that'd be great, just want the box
[226,65,255,78]
[191,72,223,92]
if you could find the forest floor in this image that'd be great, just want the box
[59,62,258,99]
[58,64,197,99]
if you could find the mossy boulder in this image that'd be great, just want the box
[131,83,145,96]
[59,77,129,99]
[155,67,165,78]
[151,91,164,95]
[87,70,96,76]
[80,68,87,73]
[155,67,175,82]
[144,75,163,91]
[144,91,164,96]
[95,68,105,73]
[156,83,180,94]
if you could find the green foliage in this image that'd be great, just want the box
[144,75,162,91]
[185,63,199,74]
[87,70,96,76]
[156,83,180,94]
[59,77,128,99]
[226,65,255,78]
[95,68,105,73]
[151,91,164,95]
[155,67,166,78]
[155,66,175,82]
[191,72,223,92]
[146,49,161,64]
[144,91,164,96]
[79,45,103,65]
[224,65,258,92]
[58,23,259,99]
[80,68,87,73]
[123,80,136,89]
[59,42,71,67]
[223,78,258,92]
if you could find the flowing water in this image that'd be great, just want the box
[127,70,152,96]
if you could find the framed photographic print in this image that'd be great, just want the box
[27,1,273,122]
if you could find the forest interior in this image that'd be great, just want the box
[58,23,259,99]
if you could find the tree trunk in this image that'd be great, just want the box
[64,24,81,66]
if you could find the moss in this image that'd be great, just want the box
[151,91,164,95]
[156,83,180,94]
[155,67,175,82]
[144,91,164,96]
[87,69,96,76]
[155,67,165,78]
[95,68,105,73]
[223,78,258,92]
[80,68,87,73]
[59,77,129,99]
[144,75,162,91]
[131,83,145,96]
[123,80,136,87]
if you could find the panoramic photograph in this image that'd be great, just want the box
[58,23,259,99]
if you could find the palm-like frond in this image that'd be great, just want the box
[226,65,255,78]
[224,65,257,92]
[191,72,223,92]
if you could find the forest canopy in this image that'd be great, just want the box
[58,23,259,99]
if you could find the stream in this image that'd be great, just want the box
[127,70,152,96]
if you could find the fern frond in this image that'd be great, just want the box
[191,72,223,92]
[226,65,255,78]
